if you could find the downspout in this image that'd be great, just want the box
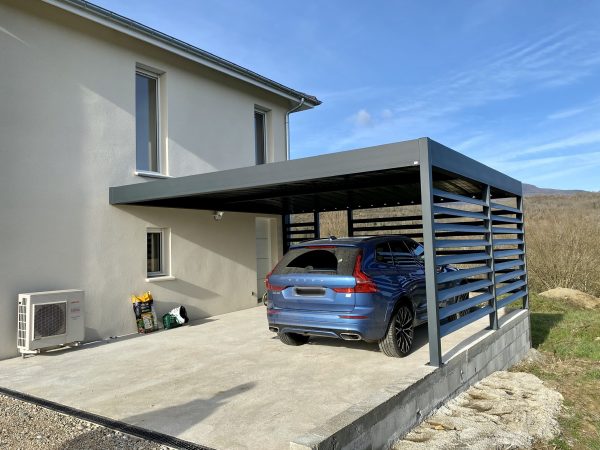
[285,97,305,160]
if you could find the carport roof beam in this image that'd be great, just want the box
[109,138,522,214]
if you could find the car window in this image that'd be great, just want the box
[374,242,394,265]
[388,241,416,266]
[403,240,424,260]
[272,247,360,275]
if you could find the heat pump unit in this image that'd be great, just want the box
[17,289,84,356]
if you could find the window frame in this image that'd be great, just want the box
[374,242,395,265]
[254,107,269,165]
[136,67,162,175]
[146,227,170,278]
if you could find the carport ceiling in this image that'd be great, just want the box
[109,138,521,215]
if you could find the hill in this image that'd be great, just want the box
[523,183,588,196]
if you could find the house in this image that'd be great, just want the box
[0,0,320,359]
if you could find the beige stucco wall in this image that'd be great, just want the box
[0,0,289,359]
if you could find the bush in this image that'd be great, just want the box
[525,193,600,297]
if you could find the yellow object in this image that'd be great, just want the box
[131,291,153,303]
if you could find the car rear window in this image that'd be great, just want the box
[272,247,360,275]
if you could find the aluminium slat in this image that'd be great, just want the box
[494,249,524,259]
[438,292,493,320]
[435,239,490,248]
[495,269,527,284]
[437,279,492,302]
[492,227,523,234]
[286,222,316,228]
[491,215,522,224]
[434,223,487,234]
[286,229,317,236]
[494,260,525,271]
[440,305,494,337]
[432,188,487,206]
[490,202,521,213]
[496,280,527,296]
[436,252,491,265]
[497,289,528,309]
[352,223,423,232]
[351,215,423,224]
[437,266,492,284]
[433,205,487,220]
[493,239,524,246]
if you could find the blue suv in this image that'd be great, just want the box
[265,236,461,357]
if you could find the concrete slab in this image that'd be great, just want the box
[0,305,507,450]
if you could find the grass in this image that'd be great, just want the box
[513,293,600,449]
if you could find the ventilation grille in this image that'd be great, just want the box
[17,300,27,348]
[34,302,67,339]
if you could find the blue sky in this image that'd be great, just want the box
[94,0,600,190]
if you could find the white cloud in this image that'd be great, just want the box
[548,107,587,120]
[352,109,372,127]
[381,108,393,119]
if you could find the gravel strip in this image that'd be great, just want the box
[0,394,173,449]
[394,370,563,449]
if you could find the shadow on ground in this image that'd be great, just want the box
[59,382,255,449]
[530,312,563,348]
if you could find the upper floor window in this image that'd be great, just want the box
[136,69,160,173]
[254,108,268,165]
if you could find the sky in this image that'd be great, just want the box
[93,0,600,191]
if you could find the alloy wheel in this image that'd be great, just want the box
[394,306,414,354]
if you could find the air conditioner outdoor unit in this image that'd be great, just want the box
[17,289,84,356]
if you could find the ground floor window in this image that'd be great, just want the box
[147,228,169,277]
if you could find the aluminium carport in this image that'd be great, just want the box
[109,137,529,367]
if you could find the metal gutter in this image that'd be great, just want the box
[40,0,321,108]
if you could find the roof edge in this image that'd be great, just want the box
[40,0,321,107]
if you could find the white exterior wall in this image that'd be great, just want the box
[0,0,289,359]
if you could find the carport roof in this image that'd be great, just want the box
[109,138,523,215]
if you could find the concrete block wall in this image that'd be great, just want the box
[290,309,531,450]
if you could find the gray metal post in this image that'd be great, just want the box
[517,195,529,310]
[347,209,354,237]
[418,139,442,367]
[313,211,320,239]
[282,214,290,252]
[484,185,499,330]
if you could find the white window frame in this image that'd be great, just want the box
[136,66,163,175]
[254,106,269,165]
[146,227,170,278]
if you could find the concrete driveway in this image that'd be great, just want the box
[0,305,492,449]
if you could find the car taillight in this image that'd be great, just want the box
[265,272,285,292]
[332,253,377,294]
[353,253,378,293]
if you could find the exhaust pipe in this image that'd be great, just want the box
[340,332,361,341]
[269,326,279,333]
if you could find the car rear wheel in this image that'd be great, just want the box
[278,332,310,346]
[378,304,414,357]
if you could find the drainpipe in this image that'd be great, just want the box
[285,97,305,160]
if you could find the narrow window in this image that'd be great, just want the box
[147,228,169,277]
[254,109,267,165]
[136,70,160,172]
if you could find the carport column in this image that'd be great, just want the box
[484,185,499,330]
[313,211,321,239]
[517,195,529,310]
[282,214,290,252]
[347,209,354,237]
[418,139,442,367]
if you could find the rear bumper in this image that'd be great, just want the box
[267,306,385,341]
